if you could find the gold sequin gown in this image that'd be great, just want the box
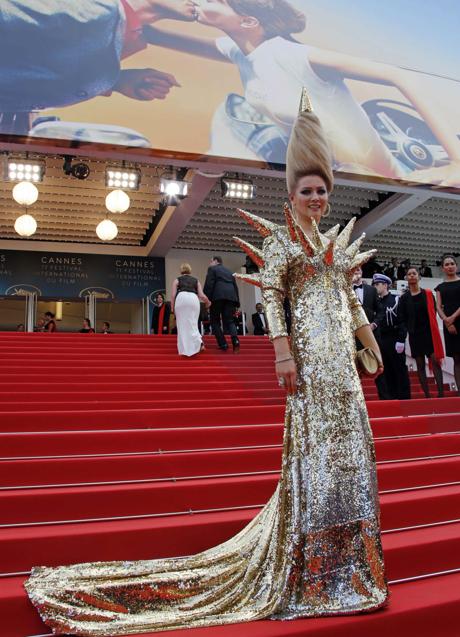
[25,212,388,635]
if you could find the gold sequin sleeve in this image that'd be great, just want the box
[261,234,289,340]
[346,284,369,332]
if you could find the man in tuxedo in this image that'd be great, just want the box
[352,267,379,328]
[252,303,269,335]
[352,267,389,400]
[204,256,241,352]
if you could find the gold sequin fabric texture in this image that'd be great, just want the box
[25,214,388,635]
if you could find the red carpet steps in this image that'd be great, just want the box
[0,333,459,637]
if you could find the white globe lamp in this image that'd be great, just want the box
[105,189,130,213]
[96,219,118,241]
[12,181,39,206]
[14,214,37,237]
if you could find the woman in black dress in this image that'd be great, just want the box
[79,318,95,333]
[436,255,460,395]
[399,267,444,398]
[43,311,57,332]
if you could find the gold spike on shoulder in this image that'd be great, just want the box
[283,203,298,242]
[237,209,278,238]
[232,237,265,268]
[323,240,335,266]
[349,249,377,271]
[310,219,325,249]
[346,233,366,259]
[323,224,340,241]
[336,217,356,249]
[295,223,316,258]
[234,273,262,289]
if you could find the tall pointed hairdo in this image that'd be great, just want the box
[285,89,334,195]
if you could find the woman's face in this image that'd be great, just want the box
[289,175,329,226]
[156,295,164,305]
[406,268,419,285]
[442,258,458,277]
[194,0,246,29]
[83,320,89,328]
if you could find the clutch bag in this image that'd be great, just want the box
[356,348,381,377]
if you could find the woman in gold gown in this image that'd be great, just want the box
[25,94,388,635]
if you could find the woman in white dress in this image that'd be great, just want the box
[171,263,210,356]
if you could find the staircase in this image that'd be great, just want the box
[1,333,459,637]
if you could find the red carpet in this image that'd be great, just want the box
[0,333,459,637]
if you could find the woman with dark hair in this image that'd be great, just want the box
[399,267,444,398]
[435,255,460,395]
[43,311,57,333]
[26,94,387,633]
[101,321,112,334]
[79,318,95,333]
[151,292,171,334]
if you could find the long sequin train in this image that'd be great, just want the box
[25,214,388,635]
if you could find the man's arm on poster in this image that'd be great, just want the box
[143,25,228,62]
[113,68,180,100]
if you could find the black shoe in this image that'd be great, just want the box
[219,344,229,351]
[232,340,240,353]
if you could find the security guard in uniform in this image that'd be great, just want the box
[373,273,411,400]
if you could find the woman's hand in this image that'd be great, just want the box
[200,296,211,309]
[275,359,297,395]
[447,324,458,335]
[355,324,384,378]
[444,315,455,327]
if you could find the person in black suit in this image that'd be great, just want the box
[252,303,269,335]
[352,267,379,327]
[373,273,411,400]
[419,260,433,278]
[203,256,240,352]
[352,267,389,399]
[361,256,382,279]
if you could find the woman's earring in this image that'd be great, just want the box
[323,203,331,218]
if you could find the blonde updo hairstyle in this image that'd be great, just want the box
[286,109,334,197]
[180,263,192,275]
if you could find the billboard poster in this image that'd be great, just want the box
[0,250,165,300]
[1,0,459,189]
